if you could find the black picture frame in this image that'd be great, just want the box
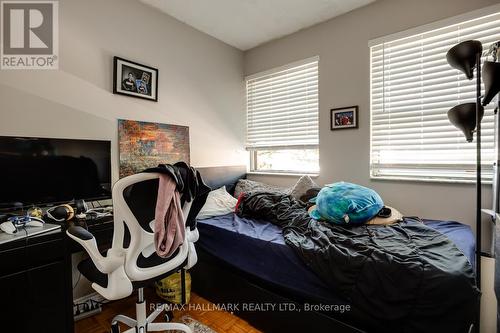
[330,106,358,130]
[113,56,158,102]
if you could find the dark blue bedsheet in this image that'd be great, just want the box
[196,213,475,304]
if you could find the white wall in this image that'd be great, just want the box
[244,0,498,236]
[0,0,246,298]
[0,0,246,185]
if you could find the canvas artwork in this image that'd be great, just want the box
[118,119,190,178]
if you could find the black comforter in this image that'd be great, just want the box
[236,192,479,333]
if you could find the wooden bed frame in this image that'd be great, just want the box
[192,166,365,333]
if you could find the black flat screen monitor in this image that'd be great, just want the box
[0,136,112,210]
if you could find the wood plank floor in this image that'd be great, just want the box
[75,287,262,333]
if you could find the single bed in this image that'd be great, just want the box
[197,213,475,303]
[190,166,477,333]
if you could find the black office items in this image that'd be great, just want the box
[0,136,111,210]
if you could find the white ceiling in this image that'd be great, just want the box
[139,0,375,50]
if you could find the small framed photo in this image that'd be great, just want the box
[113,56,158,101]
[330,106,358,130]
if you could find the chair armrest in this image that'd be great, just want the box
[67,225,94,240]
[66,226,124,274]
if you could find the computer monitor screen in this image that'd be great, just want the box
[0,136,112,210]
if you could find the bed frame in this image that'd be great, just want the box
[192,166,365,333]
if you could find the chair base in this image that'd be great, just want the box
[111,288,192,333]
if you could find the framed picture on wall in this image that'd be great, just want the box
[118,119,190,178]
[113,56,158,101]
[330,106,358,130]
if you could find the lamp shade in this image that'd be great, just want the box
[447,103,484,142]
[446,40,483,80]
[482,61,500,106]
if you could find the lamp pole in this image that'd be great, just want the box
[475,53,482,333]
[476,53,482,290]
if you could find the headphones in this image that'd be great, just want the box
[46,199,112,223]
[74,199,90,221]
[46,204,75,222]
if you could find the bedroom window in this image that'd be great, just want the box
[370,10,500,183]
[246,57,319,174]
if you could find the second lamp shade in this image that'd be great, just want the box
[447,103,484,142]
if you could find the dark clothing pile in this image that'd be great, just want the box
[236,192,480,333]
[144,162,211,231]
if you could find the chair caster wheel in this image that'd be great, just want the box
[111,321,120,333]
[164,310,174,322]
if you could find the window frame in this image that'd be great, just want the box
[245,57,320,175]
[368,4,500,184]
[248,146,320,175]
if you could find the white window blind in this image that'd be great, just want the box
[370,11,500,183]
[246,57,319,150]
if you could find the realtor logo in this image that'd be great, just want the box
[1,1,58,69]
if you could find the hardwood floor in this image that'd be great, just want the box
[75,287,262,333]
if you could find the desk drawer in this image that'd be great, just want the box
[0,260,70,332]
[0,237,65,277]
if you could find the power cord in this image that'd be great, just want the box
[20,208,32,317]
[85,207,113,220]
[72,272,82,290]
[73,298,106,315]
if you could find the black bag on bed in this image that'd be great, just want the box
[236,192,480,333]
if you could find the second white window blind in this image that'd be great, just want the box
[246,58,319,150]
[370,12,500,182]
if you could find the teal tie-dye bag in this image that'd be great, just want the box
[309,182,383,225]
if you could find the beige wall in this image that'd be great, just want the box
[244,0,498,237]
[0,0,246,185]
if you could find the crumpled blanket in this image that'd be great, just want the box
[236,191,479,333]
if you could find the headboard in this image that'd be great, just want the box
[197,165,247,195]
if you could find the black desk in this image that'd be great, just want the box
[0,227,74,333]
[0,217,116,333]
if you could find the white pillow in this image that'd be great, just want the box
[290,175,319,200]
[196,186,238,220]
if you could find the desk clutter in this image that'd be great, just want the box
[0,199,113,243]
[0,220,61,245]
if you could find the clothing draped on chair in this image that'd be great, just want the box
[145,162,211,258]
[66,161,210,333]
[154,174,185,258]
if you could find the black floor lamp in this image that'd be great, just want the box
[446,40,500,333]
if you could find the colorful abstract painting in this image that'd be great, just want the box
[118,119,190,178]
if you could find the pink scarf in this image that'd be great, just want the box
[154,174,185,258]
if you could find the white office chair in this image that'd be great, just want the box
[67,172,201,333]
